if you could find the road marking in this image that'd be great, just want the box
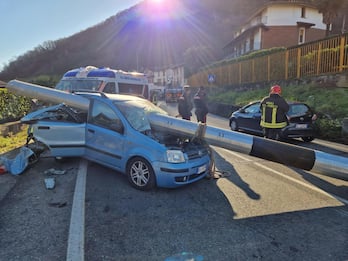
[66,159,88,261]
[222,149,348,205]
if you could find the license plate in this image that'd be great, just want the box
[197,165,207,174]
[296,124,307,129]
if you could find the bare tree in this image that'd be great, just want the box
[316,0,345,36]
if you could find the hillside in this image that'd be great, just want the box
[0,0,346,81]
[0,0,266,81]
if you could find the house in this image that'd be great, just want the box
[151,64,185,88]
[223,0,326,59]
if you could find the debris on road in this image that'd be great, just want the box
[0,161,7,175]
[44,168,67,175]
[0,146,34,175]
[44,177,55,189]
[48,201,67,208]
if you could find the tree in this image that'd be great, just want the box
[315,0,345,36]
[183,45,218,78]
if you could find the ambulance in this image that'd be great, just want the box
[55,66,150,99]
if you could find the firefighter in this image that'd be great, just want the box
[260,85,289,140]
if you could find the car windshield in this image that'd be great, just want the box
[55,79,102,92]
[114,99,168,132]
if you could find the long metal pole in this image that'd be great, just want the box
[6,80,89,111]
[149,114,348,181]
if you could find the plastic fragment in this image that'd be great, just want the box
[0,147,34,175]
[44,177,55,189]
[44,168,66,175]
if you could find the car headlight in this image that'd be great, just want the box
[166,150,185,163]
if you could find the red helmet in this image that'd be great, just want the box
[270,85,281,94]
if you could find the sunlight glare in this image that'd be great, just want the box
[141,0,185,21]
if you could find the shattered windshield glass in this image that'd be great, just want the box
[115,100,168,132]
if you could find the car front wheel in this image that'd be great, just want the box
[126,157,156,190]
[230,119,238,131]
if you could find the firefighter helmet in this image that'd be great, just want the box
[270,85,281,94]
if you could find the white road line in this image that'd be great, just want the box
[222,149,348,205]
[66,159,88,261]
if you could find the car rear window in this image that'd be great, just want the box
[287,104,310,116]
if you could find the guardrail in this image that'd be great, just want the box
[188,33,348,87]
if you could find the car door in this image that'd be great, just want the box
[85,99,125,170]
[238,102,262,133]
[22,104,86,157]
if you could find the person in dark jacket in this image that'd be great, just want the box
[193,86,208,123]
[260,85,289,140]
[178,85,193,120]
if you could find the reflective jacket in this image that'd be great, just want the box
[260,94,289,128]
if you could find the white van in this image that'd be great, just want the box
[55,66,149,99]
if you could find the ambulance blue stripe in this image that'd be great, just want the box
[87,70,115,78]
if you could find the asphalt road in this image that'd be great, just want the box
[0,102,347,261]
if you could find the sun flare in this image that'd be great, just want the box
[141,0,185,21]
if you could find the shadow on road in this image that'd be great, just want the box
[291,167,348,201]
[211,148,261,201]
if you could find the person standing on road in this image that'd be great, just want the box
[260,85,289,140]
[193,86,209,123]
[178,85,193,120]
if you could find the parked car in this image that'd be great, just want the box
[229,101,318,142]
[22,93,211,190]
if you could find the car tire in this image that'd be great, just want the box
[126,157,156,190]
[302,136,314,142]
[230,119,238,131]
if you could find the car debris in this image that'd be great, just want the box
[48,201,67,208]
[0,146,35,175]
[44,168,67,175]
[44,177,55,189]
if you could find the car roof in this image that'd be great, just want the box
[249,100,308,106]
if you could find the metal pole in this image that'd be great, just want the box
[149,114,348,181]
[6,80,89,111]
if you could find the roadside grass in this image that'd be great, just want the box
[0,127,28,155]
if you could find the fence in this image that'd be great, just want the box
[188,33,348,87]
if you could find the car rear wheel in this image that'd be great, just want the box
[302,136,314,142]
[230,119,238,131]
[126,157,156,190]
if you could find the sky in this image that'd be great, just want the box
[0,0,141,71]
